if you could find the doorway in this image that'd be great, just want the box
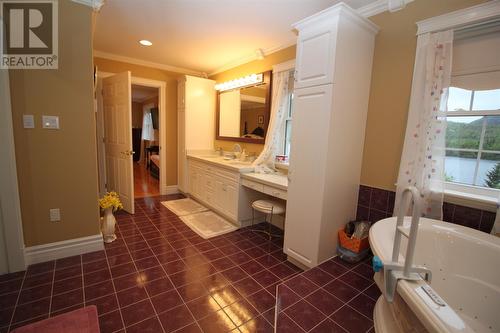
[131,84,160,198]
[95,71,167,214]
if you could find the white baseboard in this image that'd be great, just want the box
[24,234,104,265]
[165,185,179,195]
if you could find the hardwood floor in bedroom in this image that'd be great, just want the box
[134,162,160,198]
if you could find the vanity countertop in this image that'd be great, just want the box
[241,172,288,191]
[186,153,254,173]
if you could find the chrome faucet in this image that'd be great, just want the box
[215,147,223,156]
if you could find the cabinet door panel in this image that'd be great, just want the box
[284,84,333,267]
[295,25,337,89]
[224,182,238,220]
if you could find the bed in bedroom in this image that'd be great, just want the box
[149,154,160,179]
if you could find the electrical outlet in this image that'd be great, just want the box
[49,208,61,222]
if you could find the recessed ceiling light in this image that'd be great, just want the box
[139,40,152,46]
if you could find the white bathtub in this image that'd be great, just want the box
[369,216,500,333]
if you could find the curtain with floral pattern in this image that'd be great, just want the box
[252,69,290,173]
[394,30,454,219]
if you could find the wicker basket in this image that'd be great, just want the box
[338,229,370,253]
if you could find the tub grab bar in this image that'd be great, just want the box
[383,186,432,302]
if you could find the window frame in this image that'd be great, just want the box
[444,86,500,202]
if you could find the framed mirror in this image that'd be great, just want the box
[216,71,272,144]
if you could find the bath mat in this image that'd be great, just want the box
[161,198,209,216]
[180,211,237,239]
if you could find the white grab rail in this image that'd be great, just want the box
[384,186,432,302]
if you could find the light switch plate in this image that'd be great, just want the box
[42,115,60,129]
[49,208,61,222]
[23,115,35,128]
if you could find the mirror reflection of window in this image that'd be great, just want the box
[240,86,267,139]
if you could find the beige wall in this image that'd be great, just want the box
[361,0,487,191]
[94,58,183,186]
[210,46,296,155]
[9,1,100,247]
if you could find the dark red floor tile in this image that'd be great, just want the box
[309,319,345,333]
[174,322,202,333]
[318,260,348,277]
[305,289,343,316]
[0,308,14,327]
[116,285,148,308]
[247,289,276,313]
[252,270,280,288]
[169,269,201,287]
[26,261,55,276]
[126,241,150,252]
[121,299,155,327]
[82,250,106,263]
[50,303,83,317]
[0,292,19,310]
[239,260,265,275]
[348,293,376,319]
[98,309,124,333]
[163,259,188,275]
[255,255,281,269]
[284,299,326,331]
[140,265,166,282]
[200,273,230,293]
[150,289,183,313]
[0,279,23,296]
[156,251,181,264]
[22,273,52,289]
[55,256,81,270]
[107,253,132,267]
[223,298,259,326]
[53,265,81,282]
[12,298,50,324]
[239,315,274,333]
[84,268,111,287]
[233,277,262,297]
[85,294,119,315]
[0,271,24,284]
[276,313,305,333]
[221,266,248,283]
[353,263,374,280]
[126,316,163,333]
[330,305,373,333]
[50,288,83,312]
[176,282,208,302]
[18,284,52,305]
[302,267,335,286]
[135,256,161,270]
[338,271,372,291]
[276,284,301,311]
[283,275,318,298]
[158,304,195,333]
[110,263,136,278]
[271,262,298,280]
[210,285,243,308]
[145,277,174,296]
[83,259,108,275]
[197,309,236,333]
[245,246,267,259]
[363,284,381,301]
[211,258,236,272]
[186,294,221,320]
[130,248,154,260]
[323,279,359,303]
[84,279,114,301]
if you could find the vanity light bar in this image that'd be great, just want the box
[214,73,263,91]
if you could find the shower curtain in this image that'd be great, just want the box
[394,30,454,219]
[252,69,290,173]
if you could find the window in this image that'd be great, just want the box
[444,87,500,190]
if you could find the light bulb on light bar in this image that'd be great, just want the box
[215,73,264,91]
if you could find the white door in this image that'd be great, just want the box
[103,71,134,214]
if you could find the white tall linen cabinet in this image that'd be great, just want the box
[177,76,216,193]
[284,4,378,268]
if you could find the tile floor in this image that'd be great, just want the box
[0,195,379,333]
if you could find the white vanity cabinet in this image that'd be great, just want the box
[284,4,378,268]
[177,76,216,193]
[187,159,249,224]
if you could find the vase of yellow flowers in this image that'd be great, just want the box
[99,192,123,243]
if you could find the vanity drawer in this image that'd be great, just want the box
[241,179,265,193]
[205,165,239,183]
[263,185,287,200]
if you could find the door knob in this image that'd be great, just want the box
[121,150,135,156]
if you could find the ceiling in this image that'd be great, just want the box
[94,0,379,75]
[132,84,158,102]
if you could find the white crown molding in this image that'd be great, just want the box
[209,0,408,77]
[93,50,204,77]
[71,0,105,11]
[357,0,413,18]
[24,234,104,265]
[208,38,296,76]
[417,1,500,35]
